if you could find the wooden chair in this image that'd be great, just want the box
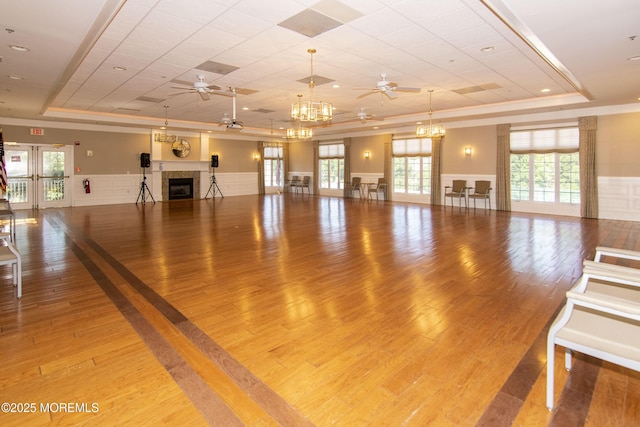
[444,180,467,208]
[347,177,362,198]
[368,178,387,200]
[0,232,21,298]
[468,180,491,210]
[285,175,300,193]
[296,176,311,194]
[546,259,640,409]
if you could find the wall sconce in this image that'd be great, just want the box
[253,153,260,161]
[364,151,370,159]
[464,147,472,156]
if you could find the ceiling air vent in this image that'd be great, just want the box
[452,83,501,95]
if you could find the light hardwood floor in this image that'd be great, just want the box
[1,194,639,426]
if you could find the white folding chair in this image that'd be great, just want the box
[0,232,21,298]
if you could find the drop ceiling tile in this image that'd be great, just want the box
[233,0,305,24]
[207,8,272,38]
[154,0,227,24]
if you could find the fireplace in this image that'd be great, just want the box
[168,178,194,200]
[161,171,200,201]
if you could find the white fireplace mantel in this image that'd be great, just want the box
[150,160,211,173]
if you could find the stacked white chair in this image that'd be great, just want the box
[546,247,640,410]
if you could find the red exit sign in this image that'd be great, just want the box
[30,128,44,135]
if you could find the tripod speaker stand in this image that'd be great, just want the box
[136,168,156,204]
[205,172,223,199]
[205,154,223,199]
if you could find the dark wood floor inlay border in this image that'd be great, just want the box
[51,213,315,427]
[60,233,243,426]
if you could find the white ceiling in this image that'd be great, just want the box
[0,0,639,138]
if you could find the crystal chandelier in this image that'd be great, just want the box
[416,90,445,138]
[290,48,333,122]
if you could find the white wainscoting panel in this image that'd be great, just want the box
[73,174,144,206]
[73,172,259,206]
[208,172,258,197]
[599,177,640,221]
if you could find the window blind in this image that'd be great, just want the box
[263,146,282,159]
[319,143,344,158]
[510,128,578,154]
[392,138,432,156]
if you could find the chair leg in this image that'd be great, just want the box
[13,258,21,299]
[546,341,555,410]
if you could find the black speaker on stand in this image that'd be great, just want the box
[140,152,151,168]
[205,155,223,198]
[136,153,155,204]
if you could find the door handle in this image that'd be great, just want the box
[37,175,70,179]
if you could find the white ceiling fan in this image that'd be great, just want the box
[353,73,421,100]
[352,107,383,124]
[170,74,234,101]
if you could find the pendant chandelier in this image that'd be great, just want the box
[290,48,333,122]
[154,105,177,143]
[287,99,313,139]
[416,90,445,138]
[286,126,313,140]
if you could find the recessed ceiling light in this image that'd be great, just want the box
[480,46,495,52]
[8,75,22,80]
[628,55,640,61]
[416,121,423,125]
[332,84,340,88]
[113,66,126,71]
[541,88,551,93]
[242,107,249,111]
[9,44,29,52]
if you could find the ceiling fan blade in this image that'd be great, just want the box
[199,92,210,101]
[353,87,376,91]
[357,91,376,99]
[384,90,397,100]
[208,89,235,97]
[170,86,194,90]
[205,84,222,91]
[168,90,191,97]
[394,86,421,93]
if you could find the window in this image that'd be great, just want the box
[510,128,580,204]
[319,143,344,190]
[263,145,283,187]
[392,138,432,195]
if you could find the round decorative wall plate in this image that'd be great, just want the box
[172,139,190,158]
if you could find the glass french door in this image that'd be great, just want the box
[5,144,73,209]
